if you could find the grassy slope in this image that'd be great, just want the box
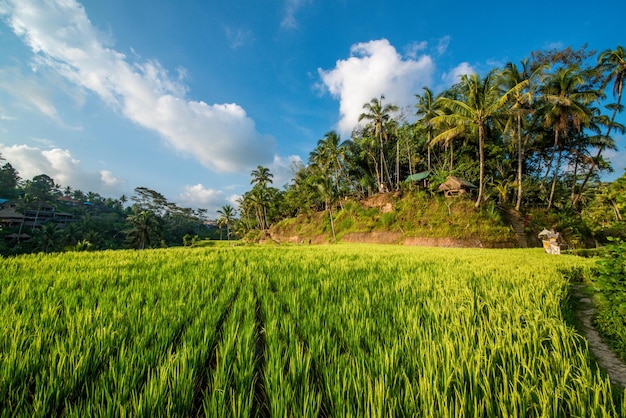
[271,191,518,247]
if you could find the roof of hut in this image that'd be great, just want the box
[437,176,477,191]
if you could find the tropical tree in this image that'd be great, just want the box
[540,65,599,209]
[414,87,442,171]
[432,72,516,207]
[358,96,399,192]
[309,131,350,195]
[573,45,626,206]
[250,165,274,189]
[217,204,236,244]
[0,162,20,198]
[126,210,162,249]
[34,222,61,253]
[501,59,542,210]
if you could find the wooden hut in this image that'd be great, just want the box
[438,176,476,197]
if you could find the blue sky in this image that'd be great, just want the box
[0,0,624,217]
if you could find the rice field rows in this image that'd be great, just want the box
[0,245,623,417]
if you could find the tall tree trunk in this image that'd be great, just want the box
[450,140,455,171]
[611,200,624,221]
[570,155,579,203]
[547,148,563,210]
[396,140,400,190]
[379,132,385,192]
[327,201,336,241]
[427,130,432,171]
[515,113,524,211]
[475,123,485,208]
[542,130,560,187]
[407,142,413,177]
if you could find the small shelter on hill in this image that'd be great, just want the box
[404,171,430,188]
[438,176,476,197]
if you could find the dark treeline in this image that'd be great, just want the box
[235,45,626,245]
[0,167,218,255]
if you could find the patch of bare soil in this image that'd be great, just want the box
[342,231,403,244]
[360,192,399,213]
[571,284,626,388]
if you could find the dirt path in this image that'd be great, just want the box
[570,284,626,388]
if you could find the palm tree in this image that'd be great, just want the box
[250,165,273,189]
[573,45,626,206]
[358,96,399,192]
[216,204,236,244]
[414,87,442,172]
[126,210,162,249]
[540,65,599,209]
[501,59,542,210]
[309,131,352,205]
[432,72,514,207]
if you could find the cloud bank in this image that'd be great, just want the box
[0,0,275,173]
[0,143,127,194]
[318,39,434,135]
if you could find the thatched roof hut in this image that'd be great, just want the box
[438,176,476,197]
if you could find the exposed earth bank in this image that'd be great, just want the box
[268,230,516,248]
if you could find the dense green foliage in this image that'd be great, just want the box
[0,175,218,255]
[234,45,625,245]
[1,245,624,416]
[592,239,626,361]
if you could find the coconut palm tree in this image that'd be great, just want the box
[250,165,273,189]
[540,65,599,209]
[126,210,162,249]
[414,87,442,172]
[309,131,352,204]
[358,96,399,192]
[217,204,236,244]
[432,72,516,207]
[573,45,626,206]
[501,59,543,211]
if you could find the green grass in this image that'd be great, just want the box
[0,245,622,417]
[271,191,518,246]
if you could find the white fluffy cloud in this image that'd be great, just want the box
[318,39,434,135]
[441,62,477,86]
[0,0,275,173]
[270,154,302,188]
[0,143,127,194]
[179,184,234,217]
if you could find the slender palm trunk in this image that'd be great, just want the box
[571,156,579,203]
[406,143,413,177]
[427,130,432,171]
[326,200,336,241]
[475,124,485,207]
[612,200,624,221]
[379,133,385,192]
[515,114,524,211]
[547,148,563,210]
[396,141,400,190]
[450,140,454,171]
[543,130,560,187]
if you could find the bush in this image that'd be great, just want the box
[595,238,626,310]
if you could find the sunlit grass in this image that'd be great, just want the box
[0,244,622,416]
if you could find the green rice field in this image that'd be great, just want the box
[0,244,624,417]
